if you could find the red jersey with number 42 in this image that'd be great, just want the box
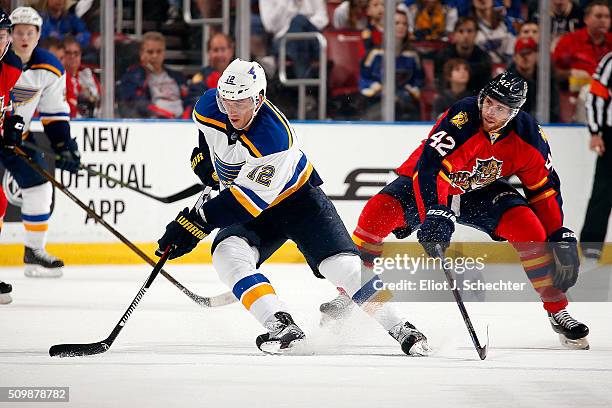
[397,96,563,236]
[0,49,23,128]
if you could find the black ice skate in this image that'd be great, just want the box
[0,281,12,305]
[319,288,354,326]
[548,309,590,350]
[256,312,305,354]
[24,247,64,278]
[389,320,432,356]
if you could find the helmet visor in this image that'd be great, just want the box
[220,97,255,114]
[481,96,513,121]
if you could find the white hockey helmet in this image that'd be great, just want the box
[9,7,43,30]
[216,59,267,125]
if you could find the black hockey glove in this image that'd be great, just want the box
[190,146,219,190]
[156,207,213,260]
[417,205,456,258]
[54,138,81,173]
[548,227,580,292]
[1,115,25,150]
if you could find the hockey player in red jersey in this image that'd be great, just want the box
[0,8,24,304]
[321,72,589,350]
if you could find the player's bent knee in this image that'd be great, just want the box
[20,182,52,215]
[318,252,362,295]
[495,205,547,242]
[212,236,260,288]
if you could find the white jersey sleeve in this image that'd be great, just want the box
[37,71,70,125]
[228,147,313,217]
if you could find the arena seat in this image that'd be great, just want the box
[324,30,365,98]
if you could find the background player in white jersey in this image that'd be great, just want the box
[0,7,81,278]
[156,59,431,355]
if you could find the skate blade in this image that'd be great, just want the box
[24,265,63,278]
[408,340,433,357]
[0,293,12,305]
[259,338,311,355]
[559,334,590,350]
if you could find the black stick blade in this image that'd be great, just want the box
[49,342,110,358]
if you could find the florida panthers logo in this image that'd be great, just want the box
[449,157,503,192]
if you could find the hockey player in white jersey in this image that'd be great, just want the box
[156,59,432,356]
[0,7,81,277]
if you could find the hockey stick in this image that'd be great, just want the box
[49,245,173,357]
[22,141,203,203]
[436,245,489,360]
[12,147,236,308]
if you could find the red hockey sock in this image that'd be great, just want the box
[495,206,567,313]
[0,185,7,232]
[353,193,406,267]
[0,185,7,219]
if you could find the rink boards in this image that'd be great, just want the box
[0,120,610,264]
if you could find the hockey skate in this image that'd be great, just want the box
[319,288,354,326]
[389,320,432,356]
[256,312,305,354]
[0,281,12,305]
[548,309,590,350]
[24,247,64,278]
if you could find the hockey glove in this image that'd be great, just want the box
[417,205,456,258]
[190,146,219,190]
[156,207,213,260]
[54,138,81,173]
[548,227,580,292]
[1,115,25,150]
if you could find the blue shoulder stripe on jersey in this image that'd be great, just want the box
[193,88,226,130]
[21,213,51,222]
[28,47,65,76]
[264,100,293,148]
[242,101,292,156]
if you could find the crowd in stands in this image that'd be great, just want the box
[22,0,612,123]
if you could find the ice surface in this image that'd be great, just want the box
[1,263,611,408]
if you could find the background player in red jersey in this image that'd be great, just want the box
[321,72,589,350]
[0,8,24,304]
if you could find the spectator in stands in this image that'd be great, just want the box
[471,0,516,64]
[508,38,560,121]
[518,20,539,43]
[333,0,369,30]
[40,0,90,49]
[116,31,188,119]
[529,0,584,49]
[64,35,100,118]
[406,0,458,41]
[434,16,492,93]
[362,0,385,52]
[40,36,64,65]
[187,32,234,107]
[259,0,328,79]
[359,8,423,121]
[433,58,471,117]
[552,0,612,92]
